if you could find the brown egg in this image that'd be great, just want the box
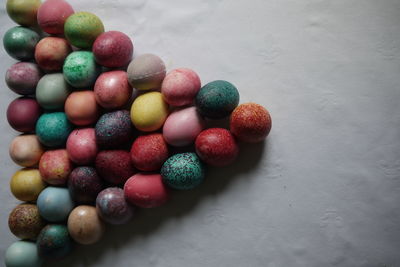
[9,135,44,167]
[8,204,46,240]
[67,205,105,245]
[65,91,99,126]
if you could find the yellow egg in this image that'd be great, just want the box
[130,92,169,132]
[10,168,46,202]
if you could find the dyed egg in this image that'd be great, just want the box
[5,62,42,95]
[10,168,46,202]
[94,71,133,109]
[68,166,103,204]
[161,68,201,106]
[65,91,99,126]
[36,73,71,110]
[127,54,166,90]
[7,97,41,133]
[66,128,98,165]
[36,112,73,147]
[96,187,135,225]
[37,224,72,259]
[8,204,45,240]
[195,80,240,119]
[5,241,42,267]
[130,133,169,171]
[95,150,135,185]
[161,153,205,190]
[3,26,40,60]
[34,37,72,72]
[195,128,239,166]
[67,205,105,245]
[95,110,133,148]
[64,12,104,49]
[93,31,133,68]
[124,173,169,208]
[37,187,74,222]
[163,106,205,147]
[6,0,41,26]
[130,92,169,132]
[63,51,101,88]
[39,149,72,185]
[9,135,44,167]
[37,0,74,34]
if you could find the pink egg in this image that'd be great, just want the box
[162,106,205,147]
[66,128,98,165]
[37,0,74,34]
[94,71,132,109]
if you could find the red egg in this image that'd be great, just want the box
[37,0,74,34]
[39,149,73,185]
[35,37,72,72]
[65,91,100,126]
[66,128,98,165]
[94,71,132,109]
[124,173,169,208]
[7,97,42,133]
[195,128,239,167]
[95,150,136,185]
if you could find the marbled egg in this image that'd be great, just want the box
[36,112,74,147]
[37,187,74,222]
[10,168,46,202]
[3,26,40,60]
[5,241,42,267]
[34,37,72,72]
[5,62,42,95]
[63,51,101,88]
[127,53,166,90]
[36,73,71,110]
[37,0,74,34]
[39,149,72,185]
[65,91,100,126]
[9,135,44,167]
[7,97,41,133]
[8,204,45,240]
[68,166,103,204]
[37,224,72,259]
[66,128,98,165]
[95,150,135,185]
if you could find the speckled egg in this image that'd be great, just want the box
[6,0,41,26]
[7,97,42,133]
[8,204,46,240]
[36,73,71,110]
[195,80,240,119]
[124,173,169,208]
[37,187,74,222]
[5,241,42,267]
[10,168,46,202]
[6,62,42,95]
[63,51,101,88]
[96,187,135,225]
[127,53,166,90]
[36,112,73,147]
[37,0,74,34]
[65,91,100,126]
[68,166,103,204]
[9,135,44,167]
[66,128,98,165]
[64,12,104,49]
[34,37,72,72]
[161,152,205,190]
[195,128,239,166]
[3,26,40,60]
[95,150,136,185]
[37,224,72,260]
[39,149,72,185]
[130,92,169,132]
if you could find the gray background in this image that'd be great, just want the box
[1,0,400,266]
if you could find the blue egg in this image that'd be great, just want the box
[37,187,74,222]
[5,241,42,267]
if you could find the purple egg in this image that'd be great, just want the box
[7,97,42,133]
[6,62,43,95]
[68,167,104,204]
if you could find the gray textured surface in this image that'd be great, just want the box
[1,0,400,266]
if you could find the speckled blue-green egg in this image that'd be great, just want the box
[3,26,40,60]
[37,224,72,260]
[5,240,42,267]
[63,51,101,88]
[36,112,74,147]
[195,80,239,119]
[161,152,205,190]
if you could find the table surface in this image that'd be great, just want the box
[1,1,400,266]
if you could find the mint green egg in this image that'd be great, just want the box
[5,241,42,267]
[63,51,101,88]
[36,73,71,110]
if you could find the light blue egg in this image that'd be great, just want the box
[5,241,42,267]
[37,187,74,222]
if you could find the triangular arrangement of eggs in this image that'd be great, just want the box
[3,0,272,266]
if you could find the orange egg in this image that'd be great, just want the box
[65,91,99,126]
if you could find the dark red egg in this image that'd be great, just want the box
[68,166,104,204]
[7,97,42,133]
[95,150,136,185]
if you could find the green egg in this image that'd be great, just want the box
[36,73,71,110]
[37,224,72,260]
[63,51,101,88]
[36,112,73,147]
[3,26,40,60]
[5,240,42,267]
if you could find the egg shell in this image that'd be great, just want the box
[7,97,42,133]
[95,150,136,185]
[66,128,98,165]
[3,26,40,60]
[195,128,239,166]
[37,224,72,260]
[94,71,133,109]
[65,91,100,126]
[96,187,135,225]
[127,53,166,90]
[93,31,133,68]
[10,168,46,202]
[6,62,42,95]
[8,204,46,240]
[36,112,74,148]
[130,91,169,132]
[6,0,41,26]
[37,0,74,34]
[124,173,169,208]
[63,51,101,88]
[36,73,71,110]
[162,106,205,147]
[9,135,44,167]
[161,68,201,106]
[37,187,74,222]
[34,37,72,72]
[68,166,104,204]
[5,241,42,267]
[39,149,72,186]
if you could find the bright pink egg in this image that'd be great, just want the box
[37,0,74,34]
[39,149,73,185]
[66,128,98,165]
[94,71,132,109]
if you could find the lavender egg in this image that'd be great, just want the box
[96,187,134,225]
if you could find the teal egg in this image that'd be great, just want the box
[5,241,42,267]
[37,187,74,222]
[195,80,239,119]
[37,224,72,260]
[36,73,71,110]
[63,51,101,88]
[3,26,40,60]
[161,152,205,190]
[36,112,73,147]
